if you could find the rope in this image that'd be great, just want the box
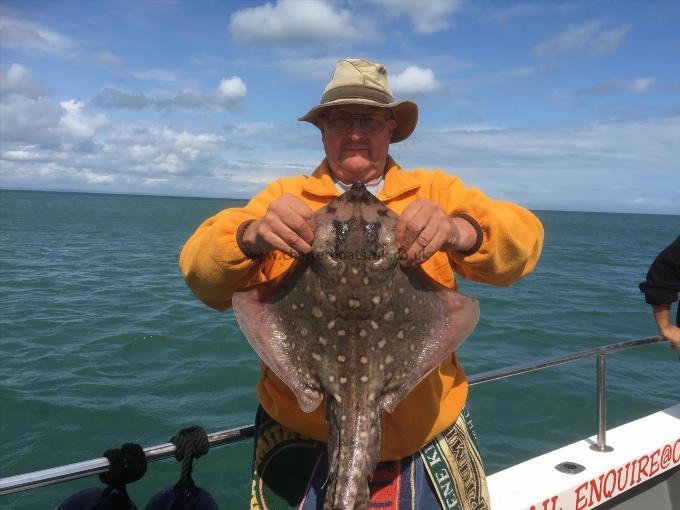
[170,425,209,497]
[99,443,147,489]
[88,442,147,509]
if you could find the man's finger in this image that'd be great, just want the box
[403,224,432,265]
[268,195,316,241]
[420,229,451,261]
[277,205,315,244]
[282,214,315,245]
[417,220,448,256]
[401,212,431,252]
[287,196,316,221]
[403,222,435,263]
[286,197,316,239]
[270,217,313,254]
[395,201,424,244]
[417,220,439,247]
[403,243,422,266]
[262,231,301,258]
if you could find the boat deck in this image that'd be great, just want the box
[488,403,680,509]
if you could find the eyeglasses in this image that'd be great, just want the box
[324,114,391,135]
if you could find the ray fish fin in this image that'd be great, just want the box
[382,267,480,413]
[233,264,323,413]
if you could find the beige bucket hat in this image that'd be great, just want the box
[299,59,418,143]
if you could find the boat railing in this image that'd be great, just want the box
[0,335,671,496]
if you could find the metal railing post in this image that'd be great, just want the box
[591,352,613,452]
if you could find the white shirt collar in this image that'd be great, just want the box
[332,174,384,197]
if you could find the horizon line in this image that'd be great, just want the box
[1,186,677,217]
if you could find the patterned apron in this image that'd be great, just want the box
[250,407,490,510]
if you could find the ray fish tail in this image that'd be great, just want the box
[324,397,382,510]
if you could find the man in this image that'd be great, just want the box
[640,236,680,350]
[180,59,544,508]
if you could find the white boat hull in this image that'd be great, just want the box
[488,403,680,509]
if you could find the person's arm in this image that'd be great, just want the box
[640,237,680,300]
[180,179,311,311]
[439,172,544,286]
[652,304,680,349]
[640,237,680,348]
[395,170,543,284]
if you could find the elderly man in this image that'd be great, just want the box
[181,59,544,509]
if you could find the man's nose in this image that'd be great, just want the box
[345,130,366,143]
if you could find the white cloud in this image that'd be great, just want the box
[80,169,115,184]
[0,15,76,57]
[2,113,679,212]
[190,52,228,71]
[0,96,108,154]
[0,64,109,155]
[0,95,64,146]
[389,117,680,212]
[92,77,247,111]
[94,51,125,67]
[216,76,247,99]
[629,77,655,93]
[2,65,677,212]
[534,20,631,57]
[484,66,541,80]
[224,122,276,135]
[59,100,108,138]
[1,148,37,160]
[276,57,339,81]
[485,2,548,21]
[130,68,181,82]
[229,0,376,45]
[390,66,441,95]
[0,98,320,196]
[0,63,41,97]
[130,144,158,162]
[573,77,657,97]
[98,127,228,176]
[377,0,463,34]
[410,119,680,168]
[590,23,632,55]
[93,88,150,110]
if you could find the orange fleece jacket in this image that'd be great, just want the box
[179,156,544,460]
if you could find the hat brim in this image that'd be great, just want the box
[298,98,418,143]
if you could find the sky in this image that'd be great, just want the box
[0,0,679,214]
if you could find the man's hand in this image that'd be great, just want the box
[660,324,680,350]
[651,304,680,350]
[395,199,477,267]
[242,195,315,258]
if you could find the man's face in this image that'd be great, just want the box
[317,104,397,183]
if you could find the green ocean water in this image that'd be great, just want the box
[0,189,678,509]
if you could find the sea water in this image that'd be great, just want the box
[0,190,678,509]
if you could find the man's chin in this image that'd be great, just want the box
[339,154,371,169]
[337,161,372,177]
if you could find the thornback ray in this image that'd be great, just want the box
[233,183,479,510]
